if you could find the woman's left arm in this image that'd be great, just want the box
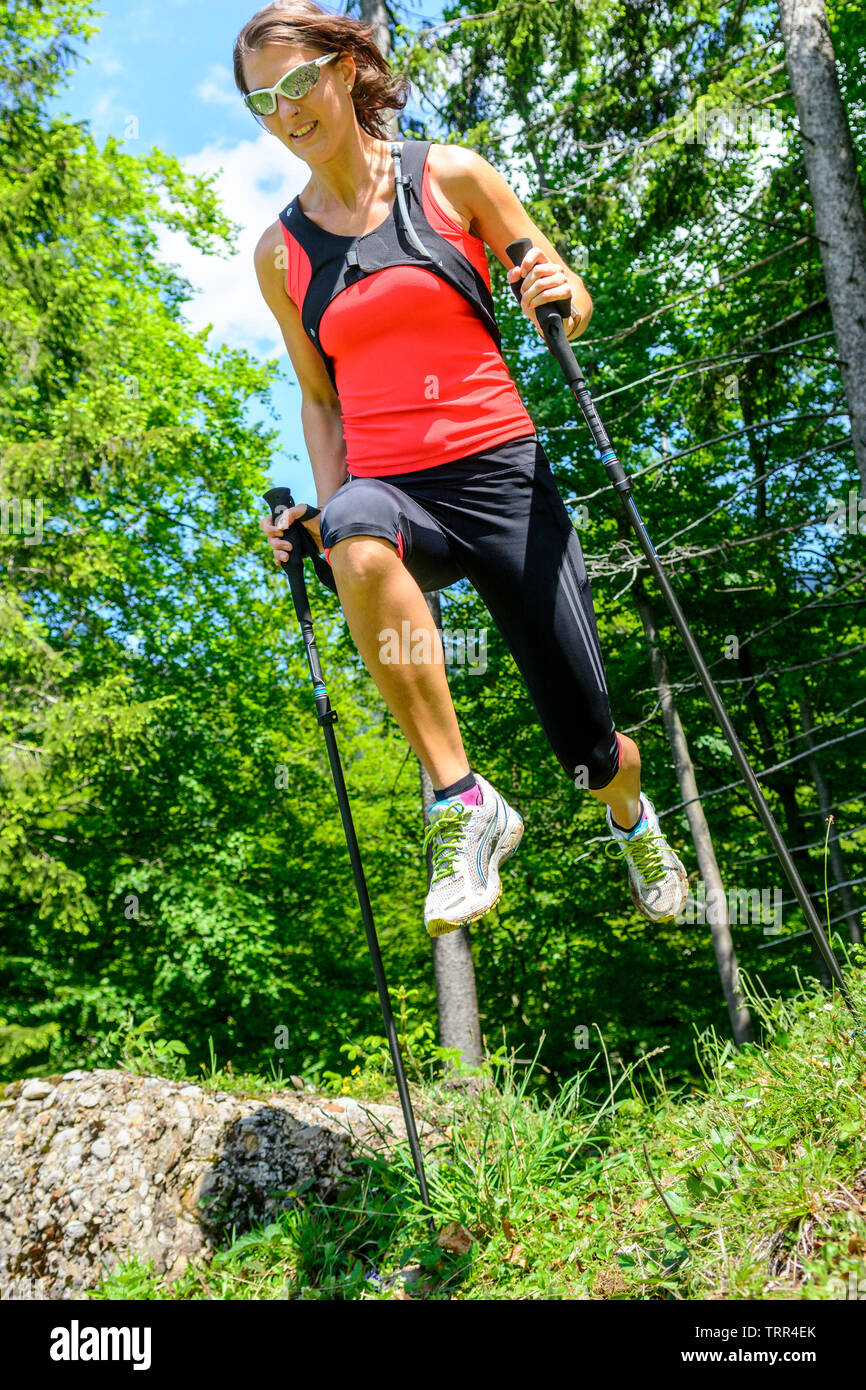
[433,145,592,342]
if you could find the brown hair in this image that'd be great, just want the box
[233,1,411,139]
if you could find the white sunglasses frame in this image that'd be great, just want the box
[243,53,339,116]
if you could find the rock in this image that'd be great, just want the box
[21,1081,54,1102]
[437,1221,475,1255]
[0,1068,438,1300]
[382,1265,428,1292]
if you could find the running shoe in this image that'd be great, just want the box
[604,795,689,923]
[423,773,524,937]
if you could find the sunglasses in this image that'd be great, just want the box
[244,53,339,116]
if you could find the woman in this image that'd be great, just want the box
[235,1,688,937]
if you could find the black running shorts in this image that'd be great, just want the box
[318,432,621,791]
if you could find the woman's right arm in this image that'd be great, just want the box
[253,222,348,508]
[299,400,349,508]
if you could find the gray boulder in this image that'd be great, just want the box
[0,1068,437,1300]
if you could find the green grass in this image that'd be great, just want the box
[86,963,866,1301]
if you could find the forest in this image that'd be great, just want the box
[1,0,865,1306]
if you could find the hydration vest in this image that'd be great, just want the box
[277,139,503,396]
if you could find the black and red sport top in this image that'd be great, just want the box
[277,139,535,476]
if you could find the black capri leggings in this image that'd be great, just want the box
[318,432,621,791]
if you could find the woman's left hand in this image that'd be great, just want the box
[507,246,580,339]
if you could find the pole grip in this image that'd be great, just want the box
[506,237,572,329]
[263,486,304,572]
[263,487,337,595]
[505,241,631,493]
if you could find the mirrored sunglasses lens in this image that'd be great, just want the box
[280,65,316,101]
[248,91,275,115]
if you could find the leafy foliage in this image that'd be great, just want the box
[0,0,864,1108]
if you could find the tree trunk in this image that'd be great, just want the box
[420,754,484,1076]
[357,0,391,57]
[734,398,835,987]
[357,0,400,140]
[739,363,768,523]
[737,657,834,987]
[356,0,484,1075]
[631,575,754,1043]
[797,688,863,943]
[777,0,866,497]
[419,589,483,1075]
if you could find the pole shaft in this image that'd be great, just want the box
[263,489,432,1209]
[319,716,431,1207]
[619,488,853,1007]
[503,238,857,1020]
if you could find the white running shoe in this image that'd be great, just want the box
[604,795,689,923]
[423,773,524,937]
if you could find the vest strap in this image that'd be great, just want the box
[278,139,503,395]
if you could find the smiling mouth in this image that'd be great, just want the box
[290,121,318,140]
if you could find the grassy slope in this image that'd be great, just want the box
[79,967,866,1302]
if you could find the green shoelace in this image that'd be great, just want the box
[604,825,668,884]
[423,802,472,883]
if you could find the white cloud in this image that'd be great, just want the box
[90,88,119,123]
[197,64,240,108]
[155,132,308,361]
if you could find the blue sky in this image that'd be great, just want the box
[47,0,448,504]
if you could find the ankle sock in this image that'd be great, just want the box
[432,770,481,807]
[612,798,646,834]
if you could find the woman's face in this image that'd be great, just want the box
[242,42,355,159]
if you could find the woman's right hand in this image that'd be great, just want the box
[260,503,323,566]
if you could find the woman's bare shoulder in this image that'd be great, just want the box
[425,142,482,235]
[254,217,285,266]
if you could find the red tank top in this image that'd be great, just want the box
[280,150,536,476]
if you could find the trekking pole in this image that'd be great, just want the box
[263,487,433,1214]
[506,238,860,1022]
